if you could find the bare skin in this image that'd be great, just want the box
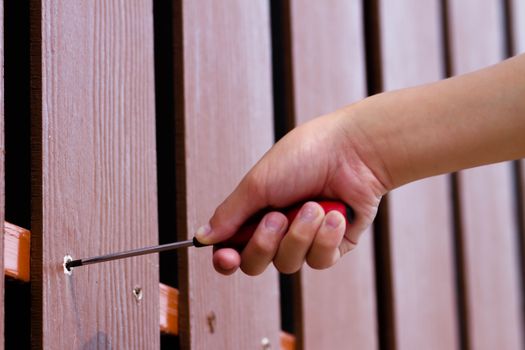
[195,53,525,276]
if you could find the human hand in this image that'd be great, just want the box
[195,109,387,275]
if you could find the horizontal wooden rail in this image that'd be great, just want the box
[159,282,179,335]
[4,222,30,282]
[3,222,295,348]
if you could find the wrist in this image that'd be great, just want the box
[338,95,401,193]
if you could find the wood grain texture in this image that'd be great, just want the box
[511,0,525,53]
[510,3,525,347]
[286,2,378,349]
[31,1,159,348]
[0,1,4,346]
[448,0,524,348]
[4,222,30,282]
[378,1,459,348]
[177,1,281,349]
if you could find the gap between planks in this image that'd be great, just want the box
[3,221,296,349]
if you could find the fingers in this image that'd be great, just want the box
[212,248,241,275]
[213,202,357,276]
[274,202,325,274]
[239,212,288,276]
[306,210,346,269]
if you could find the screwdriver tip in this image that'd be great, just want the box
[65,259,83,270]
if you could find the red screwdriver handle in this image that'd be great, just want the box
[207,200,354,251]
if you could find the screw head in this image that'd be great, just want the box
[261,337,271,349]
[132,286,143,302]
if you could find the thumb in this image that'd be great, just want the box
[195,175,267,245]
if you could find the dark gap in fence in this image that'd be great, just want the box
[153,0,177,288]
[153,0,180,347]
[4,0,31,229]
[448,173,471,350]
[439,1,470,349]
[363,0,383,97]
[503,0,525,346]
[4,0,32,348]
[270,0,295,142]
[270,0,300,341]
[363,1,395,349]
[171,0,191,349]
[513,160,525,346]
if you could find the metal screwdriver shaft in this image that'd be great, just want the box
[65,238,202,270]
[64,201,352,272]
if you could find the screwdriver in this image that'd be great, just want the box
[64,200,353,271]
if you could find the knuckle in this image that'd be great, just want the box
[287,227,314,246]
[243,169,267,202]
[315,236,340,251]
[251,236,275,256]
[273,260,301,275]
[240,264,264,276]
[306,256,334,270]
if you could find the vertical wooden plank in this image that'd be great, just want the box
[378,1,459,348]
[0,0,4,347]
[177,1,281,349]
[510,2,525,333]
[448,1,524,349]
[509,1,525,345]
[286,2,378,349]
[511,0,525,53]
[31,1,159,348]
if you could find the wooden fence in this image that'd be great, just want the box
[1,0,524,349]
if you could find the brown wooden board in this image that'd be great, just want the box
[510,1,525,344]
[159,283,179,336]
[448,0,524,348]
[0,1,4,347]
[511,0,525,53]
[176,1,281,349]
[4,222,30,282]
[30,1,159,348]
[286,1,378,349]
[378,1,459,348]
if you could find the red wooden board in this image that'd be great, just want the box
[379,0,459,348]
[177,1,281,349]
[287,1,378,349]
[448,0,524,348]
[30,1,159,348]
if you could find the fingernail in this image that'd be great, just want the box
[299,202,319,222]
[196,224,212,240]
[324,211,343,229]
[265,213,285,233]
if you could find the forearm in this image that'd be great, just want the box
[348,54,525,191]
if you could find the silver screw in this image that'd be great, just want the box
[132,286,143,302]
[261,337,271,349]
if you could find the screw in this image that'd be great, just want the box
[63,255,73,275]
[261,337,271,349]
[132,286,143,302]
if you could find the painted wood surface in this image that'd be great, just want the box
[286,1,378,349]
[511,3,525,343]
[511,0,525,54]
[177,1,281,349]
[30,1,159,348]
[378,1,459,348]
[448,0,524,348]
[0,1,4,346]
